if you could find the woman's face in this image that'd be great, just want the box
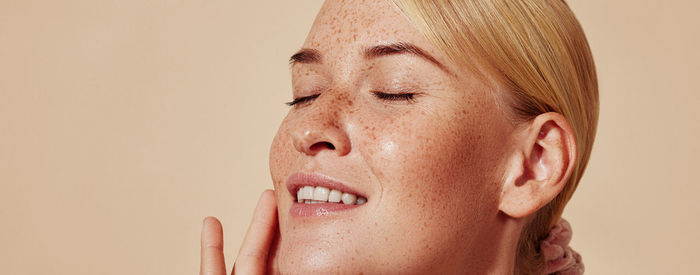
[269,0,517,273]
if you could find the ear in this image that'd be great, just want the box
[499,112,578,218]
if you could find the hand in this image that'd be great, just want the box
[200,190,279,275]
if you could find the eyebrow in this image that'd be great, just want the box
[289,42,451,74]
[289,48,321,65]
[364,42,450,74]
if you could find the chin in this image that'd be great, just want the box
[275,228,366,274]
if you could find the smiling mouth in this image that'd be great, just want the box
[296,186,367,205]
[286,173,369,217]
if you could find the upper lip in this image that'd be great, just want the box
[286,172,367,200]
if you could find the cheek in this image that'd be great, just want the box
[380,119,498,212]
[356,103,508,259]
[269,116,298,191]
[367,107,503,202]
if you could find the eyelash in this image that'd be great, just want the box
[372,91,417,103]
[285,94,320,106]
[285,91,418,106]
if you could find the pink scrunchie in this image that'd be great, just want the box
[540,218,585,275]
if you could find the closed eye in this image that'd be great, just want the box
[286,94,320,106]
[372,91,417,103]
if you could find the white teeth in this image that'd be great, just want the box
[341,193,357,205]
[298,186,314,202]
[313,187,330,201]
[296,185,366,205]
[328,190,342,203]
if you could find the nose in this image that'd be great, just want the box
[291,95,352,157]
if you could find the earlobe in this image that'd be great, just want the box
[499,113,577,219]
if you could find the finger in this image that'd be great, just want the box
[234,190,278,275]
[265,219,282,274]
[200,216,227,275]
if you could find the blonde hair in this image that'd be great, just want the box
[388,0,599,274]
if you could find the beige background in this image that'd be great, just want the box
[1,0,698,274]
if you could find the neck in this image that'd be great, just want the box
[470,213,523,274]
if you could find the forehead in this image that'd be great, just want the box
[303,0,445,62]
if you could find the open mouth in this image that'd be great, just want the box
[296,186,367,205]
[287,173,368,217]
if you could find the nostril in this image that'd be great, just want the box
[310,141,335,151]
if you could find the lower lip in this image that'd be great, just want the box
[290,202,361,217]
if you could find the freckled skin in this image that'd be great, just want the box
[270,0,518,273]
